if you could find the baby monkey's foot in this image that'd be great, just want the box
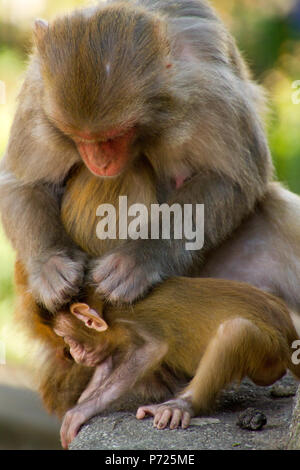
[136,398,193,430]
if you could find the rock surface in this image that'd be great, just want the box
[287,386,300,450]
[70,375,298,451]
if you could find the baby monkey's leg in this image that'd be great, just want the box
[78,357,113,404]
[60,338,168,449]
[137,318,287,429]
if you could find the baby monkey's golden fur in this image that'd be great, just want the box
[58,278,300,405]
[53,276,300,447]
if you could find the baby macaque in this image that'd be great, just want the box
[53,279,300,449]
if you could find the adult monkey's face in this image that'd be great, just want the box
[35,4,173,177]
[70,127,137,178]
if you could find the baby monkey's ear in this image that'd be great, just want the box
[70,303,108,332]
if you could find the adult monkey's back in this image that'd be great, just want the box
[0,0,272,312]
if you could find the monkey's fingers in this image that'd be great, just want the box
[92,252,133,285]
[60,408,87,449]
[156,408,191,430]
[136,404,192,430]
[169,409,183,430]
[181,412,191,429]
[29,251,86,312]
[92,251,162,303]
[137,405,175,429]
[136,404,160,420]
[156,409,173,429]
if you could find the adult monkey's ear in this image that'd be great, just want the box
[34,19,49,43]
[70,303,109,332]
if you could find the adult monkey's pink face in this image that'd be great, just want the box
[72,128,137,177]
[34,5,172,178]
[43,99,138,177]
[56,125,138,178]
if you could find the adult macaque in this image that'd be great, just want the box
[0,0,273,310]
[53,282,300,449]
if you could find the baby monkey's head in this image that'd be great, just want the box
[54,300,109,367]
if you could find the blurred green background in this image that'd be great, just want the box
[0,0,300,365]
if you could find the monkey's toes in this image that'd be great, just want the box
[154,407,191,430]
[136,404,158,420]
[60,408,88,449]
[136,404,191,430]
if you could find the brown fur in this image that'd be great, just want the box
[57,278,300,393]
[13,169,300,419]
[14,256,300,426]
[5,0,300,426]
[55,278,300,447]
[61,162,156,258]
[14,261,94,416]
[0,0,272,311]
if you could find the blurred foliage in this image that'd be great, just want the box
[0,0,300,363]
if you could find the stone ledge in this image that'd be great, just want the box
[288,386,300,450]
[70,375,298,450]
